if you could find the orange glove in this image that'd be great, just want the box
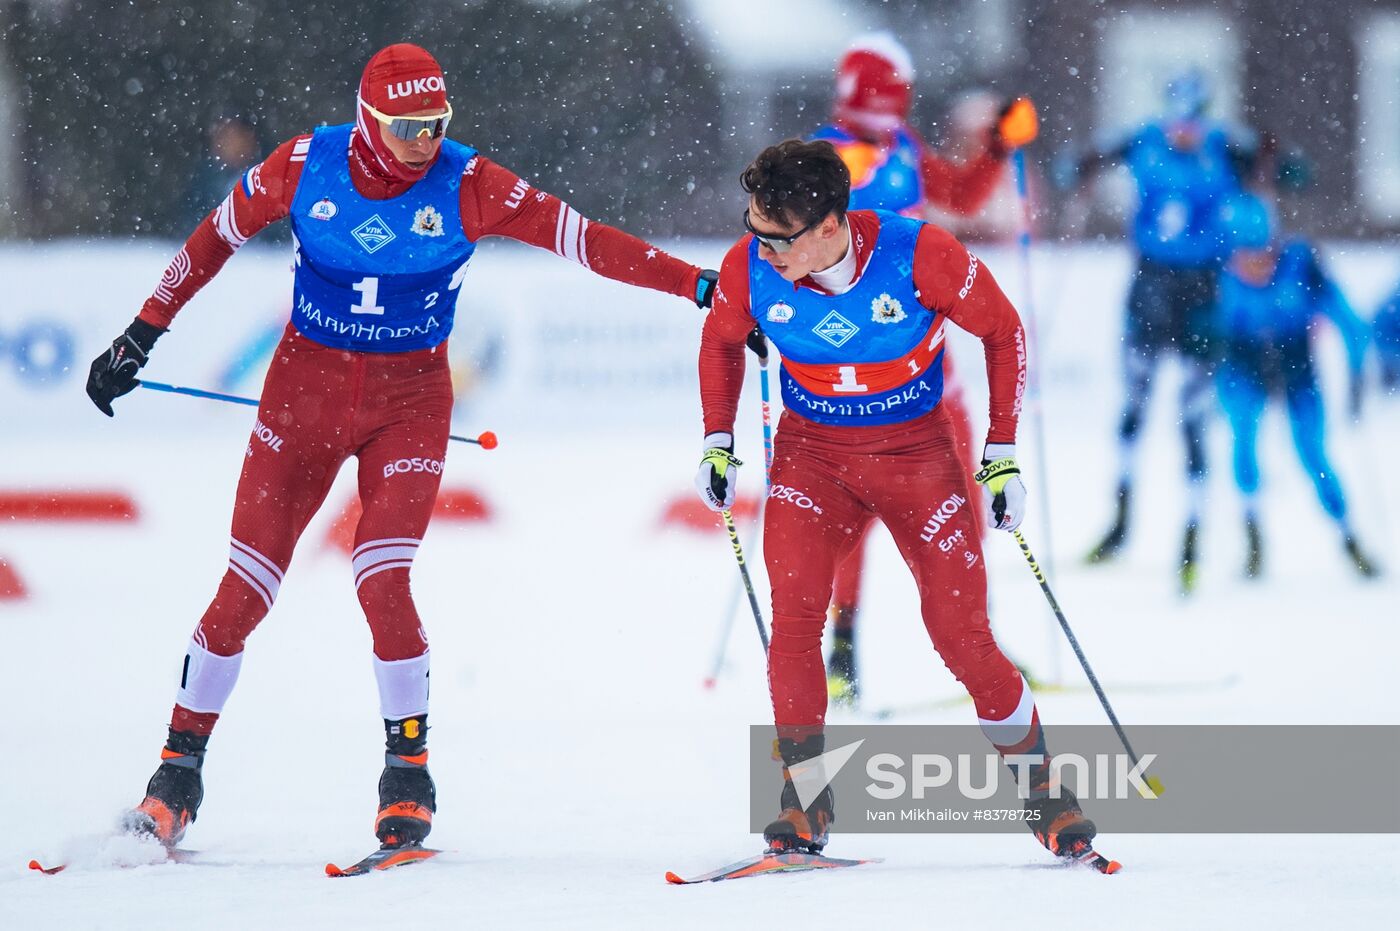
[994,97,1039,152]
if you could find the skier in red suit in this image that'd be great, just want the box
[85,43,717,853]
[813,34,1038,704]
[693,139,1095,862]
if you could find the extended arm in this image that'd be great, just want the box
[87,136,306,415]
[138,136,306,329]
[460,156,710,306]
[913,129,1006,217]
[1303,248,1369,375]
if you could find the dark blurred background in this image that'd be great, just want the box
[2,0,1397,242]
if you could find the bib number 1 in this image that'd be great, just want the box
[351,276,384,316]
[832,365,869,393]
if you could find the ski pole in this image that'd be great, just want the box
[701,588,742,689]
[1011,528,1163,797]
[138,380,498,448]
[1011,147,1062,685]
[703,334,775,686]
[758,343,774,484]
[722,508,769,653]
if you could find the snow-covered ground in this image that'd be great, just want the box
[3,242,1398,928]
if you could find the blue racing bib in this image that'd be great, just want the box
[287,124,477,352]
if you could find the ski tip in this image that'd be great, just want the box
[28,859,40,870]
[1102,859,1123,875]
[324,863,345,877]
[701,677,716,690]
[28,859,64,875]
[664,871,686,885]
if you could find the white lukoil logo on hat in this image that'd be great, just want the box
[386,76,445,100]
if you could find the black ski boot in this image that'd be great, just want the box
[1027,785,1098,860]
[1085,483,1131,563]
[123,729,208,847]
[376,716,436,848]
[1343,536,1378,579]
[826,619,859,708]
[1179,521,1200,595]
[1244,517,1263,579]
[763,735,834,854]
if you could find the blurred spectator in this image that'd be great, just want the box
[184,117,260,228]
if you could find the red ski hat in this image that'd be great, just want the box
[354,43,449,183]
[834,33,915,140]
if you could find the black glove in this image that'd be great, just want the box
[86,317,164,417]
[696,269,719,309]
[745,326,768,362]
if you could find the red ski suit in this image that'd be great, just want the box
[700,213,1028,733]
[148,133,702,733]
[825,121,1003,613]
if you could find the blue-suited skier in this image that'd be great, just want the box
[1213,192,1376,578]
[1062,70,1257,592]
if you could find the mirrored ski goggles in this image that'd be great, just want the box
[363,101,454,140]
[743,207,820,254]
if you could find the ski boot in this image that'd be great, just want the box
[1343,536,1378,579]
[122,729,207,847]
[826,621,859,708]
[1026,785,1097,860]
[376,716,436,848]
[1244,517,1263,579]
[1085,483,1131,564]
[1179,521,1200,595]
[763,735,834,854]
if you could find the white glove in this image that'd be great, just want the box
[974,443,1027,532]
[694,432,741,512]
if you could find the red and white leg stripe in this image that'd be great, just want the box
[227,537,283,611]
[353,537,421,590]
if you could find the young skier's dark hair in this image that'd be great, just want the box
[740,139,851,228]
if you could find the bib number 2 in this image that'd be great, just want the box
[351,259,471,316]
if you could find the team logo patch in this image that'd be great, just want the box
[351,214,396,253]
[813,310,859,348]
[767,301,795,324]
[871,292,906,324]
[412,205,445,237]
[308,198,337,221]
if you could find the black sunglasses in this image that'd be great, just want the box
[743,207,821,254]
